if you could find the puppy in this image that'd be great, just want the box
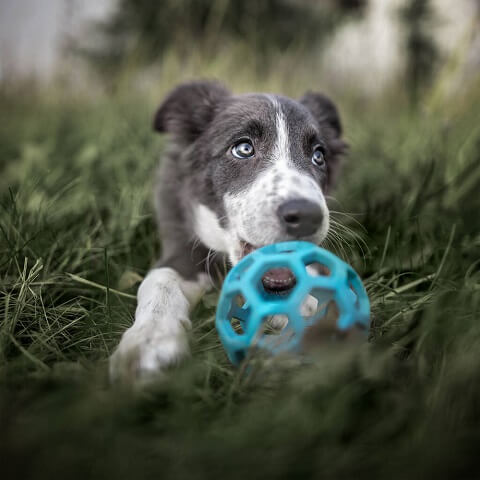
[109,81,346,384]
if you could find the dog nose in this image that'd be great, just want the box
[277,199,324,237]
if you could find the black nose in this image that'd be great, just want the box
[277,199,324,237]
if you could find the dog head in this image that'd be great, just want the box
[154,81,346,279]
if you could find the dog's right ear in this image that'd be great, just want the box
[153,81,230,144]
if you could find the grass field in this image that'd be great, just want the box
[1,79,480,479]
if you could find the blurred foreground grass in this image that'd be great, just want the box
[0,78,480,479]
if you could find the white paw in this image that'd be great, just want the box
[109,323,189,386]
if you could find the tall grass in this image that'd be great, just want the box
[0,69,479,479]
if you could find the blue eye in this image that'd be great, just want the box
[232,140,255,159]
[312,145,326,167]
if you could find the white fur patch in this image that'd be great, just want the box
[109,268,210,384]
[193,203,230,253]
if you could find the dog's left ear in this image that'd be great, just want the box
[299,91,344,138]
[300,91,347,189]
[153,80,230,144]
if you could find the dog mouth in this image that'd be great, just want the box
[240,241,296,294]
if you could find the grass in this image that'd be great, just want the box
[1,78,480,480]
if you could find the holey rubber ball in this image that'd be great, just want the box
[215,241,370,365]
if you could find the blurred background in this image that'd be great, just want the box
[1,0,479,100]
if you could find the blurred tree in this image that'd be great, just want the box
[77,0,367,75]
[399,0,440,105]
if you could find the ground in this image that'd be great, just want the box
[0,82,479,480]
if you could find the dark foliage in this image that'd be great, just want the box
[79,0,367,73]
[399,0,440,104]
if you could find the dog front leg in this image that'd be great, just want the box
[109,267,210,385]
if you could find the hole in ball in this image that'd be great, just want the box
[234,293,246,309]
[230,317,245,335]
[300,290,332,322]
[306,262,330,276]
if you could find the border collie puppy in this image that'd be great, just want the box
[110,81,346,384]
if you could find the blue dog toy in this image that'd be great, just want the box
[215,241,370,365]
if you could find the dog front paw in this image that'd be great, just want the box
[109,324,190,386]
